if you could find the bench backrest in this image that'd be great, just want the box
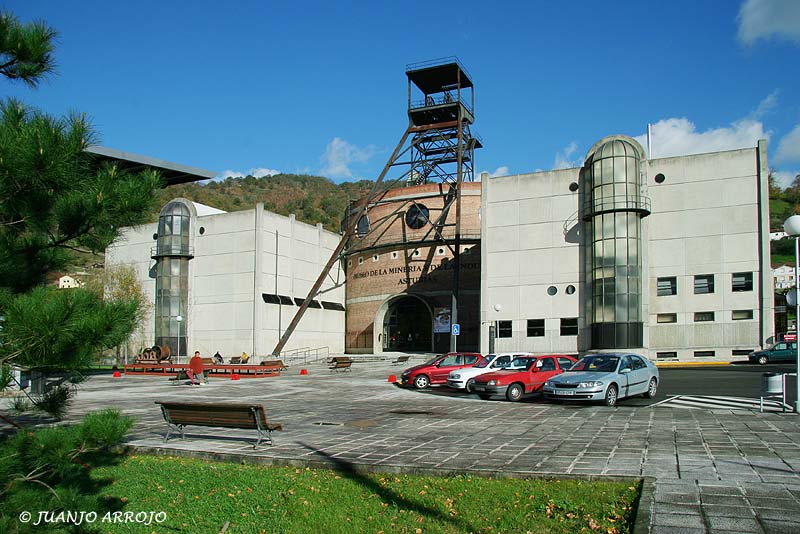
[333,360,352,368]
[260,360,285,366]
[157,401,268,430]
[201,358,214,365]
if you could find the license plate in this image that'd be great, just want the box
[474,385,486,392]
[556,390,575,396]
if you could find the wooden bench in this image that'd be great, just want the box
[260,359,288,370]
[392,355,410,364]
[329,358,353,372]
[155,401,282,447]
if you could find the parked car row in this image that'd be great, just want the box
[399,351,660,407]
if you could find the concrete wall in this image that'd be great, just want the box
[480,143,773,361]
[106,203,345,360]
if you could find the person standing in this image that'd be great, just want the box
[186,351,205,385]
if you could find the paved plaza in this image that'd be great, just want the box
[55,358,800,533]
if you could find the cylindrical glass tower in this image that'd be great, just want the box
[153,200,193,357]
[582,138,650,349]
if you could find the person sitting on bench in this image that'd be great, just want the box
[186,351,205,385]
[213,351,223,364]
[240,351,250,364]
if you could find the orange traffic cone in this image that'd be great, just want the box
[388,374,397,383]
[300,368,308,375]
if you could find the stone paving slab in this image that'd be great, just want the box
[7,359,800,533]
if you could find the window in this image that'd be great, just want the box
[732,349,753,356]
[694,274,714,294]
[657,313,677,323]
[262,294,281,304]
[492,355,512,368]
[557,357,575,370]
[439,355,459,366]
[462,355,480,365]
[497,321,512,338]
[405,204,429,229]
[527,319,545,337]
[657,277,677,296]
[294,298,321,308]
[538,358,556,371]
[732,272,753,292]
[694,350,715,358]
[631,356,647,369]
[321,301,346,311]
[694,311,715,322]
[279,295,294,305]
[560,318,578,336]
[656,351,677,360]
[732,309,753,321]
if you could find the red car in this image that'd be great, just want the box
[473,354,577,401]
[400,352,483,389]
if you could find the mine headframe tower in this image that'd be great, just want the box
[271,57,480,357]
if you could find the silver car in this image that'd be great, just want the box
[542,353,659,406]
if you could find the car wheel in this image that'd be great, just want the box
[465,378,475,394]
[506,383,524,402]
[413,374,429,389]
[644,378,658,399]
[758,355,768,365]
[604,384,618,407]
[478,394,491,400]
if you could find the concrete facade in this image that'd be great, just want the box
[481,139,774,361]
[106,199,345,360]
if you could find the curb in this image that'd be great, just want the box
[633,477,655,534]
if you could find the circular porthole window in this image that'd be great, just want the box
[547,286,557,296]
[569,182,579,192]
[199,227,205,235]
[566,285,576,295]
[405,204,430,229]
[152,233,158,240]
[654,173,666,184]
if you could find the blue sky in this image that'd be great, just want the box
[4,0,800,186]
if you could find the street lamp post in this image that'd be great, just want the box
[783,215,800,413]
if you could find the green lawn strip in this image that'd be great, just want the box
[93,455,640,534]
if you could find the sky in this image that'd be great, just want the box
[4,0,800,187]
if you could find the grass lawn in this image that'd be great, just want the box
[93,455,640,534]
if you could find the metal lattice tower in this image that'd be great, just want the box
[272,57,480,357]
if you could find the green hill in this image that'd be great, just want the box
[153,173,375,233]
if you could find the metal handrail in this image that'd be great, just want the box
[151,245,194,258]
[581,194,651,219]
[280,346,331,365]
[405,57,472,81]
[409,96,473,115]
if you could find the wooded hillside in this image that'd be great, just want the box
[153,173,375,233]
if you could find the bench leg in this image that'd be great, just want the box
[164,423,185,443]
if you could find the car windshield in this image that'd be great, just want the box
[474,356,493,368]
[567,355,620,372]
[423,355,443,366]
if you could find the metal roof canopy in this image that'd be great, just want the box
[406,57,474,94]
[85,146,216,186]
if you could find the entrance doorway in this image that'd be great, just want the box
[382,297,432,352]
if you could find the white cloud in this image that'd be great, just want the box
[215,167,281,181]
[775,124,800,164]
[751,90,779,119]
[475,166,510,181]
[773,169,800,189]
[320,137,377,179]
[737,0,800,45]
[633,117,767,159]
[553,141,581,169]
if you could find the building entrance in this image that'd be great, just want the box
[383,297,432,352]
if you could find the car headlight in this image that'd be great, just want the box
[578,381,604,388]
[487,380,497,386]
[544,381,553,388]
[402,371,410,377]
[451,373,460,379]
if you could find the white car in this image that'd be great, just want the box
[447,352,532,393]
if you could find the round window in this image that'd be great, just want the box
[199,227,205,235]
[547,286,557,296]
[569,182,579,192]
[566,285,576,295]
[405,204,429,229]
[655,173,666,184]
